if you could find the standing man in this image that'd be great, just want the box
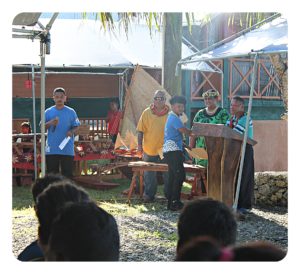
[226,96,254,215]
[44,87,80,178]
[136,90,170,202]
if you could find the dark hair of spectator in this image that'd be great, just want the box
[232,96,244,105]
[176,236,286,261]
[177,198,237,251]
[36,181,90,246]
[31,173,67,204]
[47,202,120,261]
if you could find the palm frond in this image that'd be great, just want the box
[185,12,193,34]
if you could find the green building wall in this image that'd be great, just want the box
[182,60,286,128]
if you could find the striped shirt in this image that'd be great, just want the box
[226,113,253,139]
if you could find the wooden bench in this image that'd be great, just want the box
[126,161,207,203]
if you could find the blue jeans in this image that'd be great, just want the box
[143,152,169,200]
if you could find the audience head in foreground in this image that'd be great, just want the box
[31,173,67,204]
[176,236,286,261]
[35,181,90,247]
[177,198,237,251]
[45,201,120,261]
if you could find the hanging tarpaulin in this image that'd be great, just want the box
[115,65,188,150]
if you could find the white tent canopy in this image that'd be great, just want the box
[178,16,288,66]
[181,60,219,72]
[12,18,195,67]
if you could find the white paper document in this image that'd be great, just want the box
[59,136,71,150]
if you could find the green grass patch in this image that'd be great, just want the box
[132,229,178,248]
[86,178,132,201]
[12,186,34,210]
[12,177,193,216]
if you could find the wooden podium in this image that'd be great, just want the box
[192,123,257,206]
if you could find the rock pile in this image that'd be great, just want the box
[254,172,287,207]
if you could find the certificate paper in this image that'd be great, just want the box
[59,137,71,150]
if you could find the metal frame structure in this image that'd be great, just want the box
[13,13,59,177]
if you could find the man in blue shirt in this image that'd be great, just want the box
[226,96,254,215]
[44,87,80,178]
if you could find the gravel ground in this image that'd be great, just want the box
[12,203,287,261]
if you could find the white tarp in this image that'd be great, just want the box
[12,18,195,67]
[181,61,219,72]
[108,22,195,68]
[12,19,132,66]
[181,16,288,64]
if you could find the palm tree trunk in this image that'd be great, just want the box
[269,54,288,119]
[162,13,182,96]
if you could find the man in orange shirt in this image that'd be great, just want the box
[137,90,170,202]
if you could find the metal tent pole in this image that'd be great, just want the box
[40,41,46,177]
[232,53,259,211]
[31,64,38,179]
[221,71,224,108]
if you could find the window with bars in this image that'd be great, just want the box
[229,57,281,99]
[190,60,223,100]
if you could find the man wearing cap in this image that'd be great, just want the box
[44,87,80,178]
[136,90,170,202]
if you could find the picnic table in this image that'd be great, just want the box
[126,161,207,203]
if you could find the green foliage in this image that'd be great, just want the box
[227,12,279,28]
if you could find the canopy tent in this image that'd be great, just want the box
[12,17,195,67]
[177,15,288,210]
[178,16,287,65]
